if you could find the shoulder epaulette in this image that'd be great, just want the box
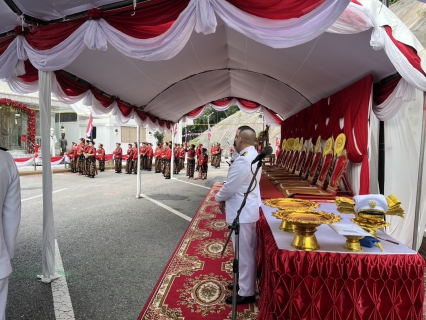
[240,151,248,156]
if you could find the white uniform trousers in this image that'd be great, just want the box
[0,277,9,320]
[231,222,257,297]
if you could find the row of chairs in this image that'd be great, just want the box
[263,134,353,200]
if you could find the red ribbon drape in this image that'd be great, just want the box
[226,0,326,20]
[55,71,89,97]
[280,75,372,194]
[384,26,426,76]
[373,75,402,105]
[237,98,259,109]
[17,60,39,82]
[210,98,233,106]
[99,0,190,39]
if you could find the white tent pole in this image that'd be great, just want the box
[171,128,174,179]
[136,125,141,198]
[38,70,58,283]
[413,92,426,250]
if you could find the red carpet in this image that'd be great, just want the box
[138,182,258,319]
[260,174,283,199]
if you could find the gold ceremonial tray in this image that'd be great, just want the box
[264,198,319,211]
[283,211,341,225]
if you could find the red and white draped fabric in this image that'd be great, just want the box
[327,0,426,112]
[0,0,425,131]
[281,75,372,195]
[13,157,35,168]
[182,97,282,127]
[33,156,65,166]
[0,0,349,130]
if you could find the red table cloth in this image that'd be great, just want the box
[256,210,425,320]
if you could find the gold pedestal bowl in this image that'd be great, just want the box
[272,211,296,232]
[265,199,320,234]
[343,236,364,252]
[282,211,341,251]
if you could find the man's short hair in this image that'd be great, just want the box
[238,125,256,135]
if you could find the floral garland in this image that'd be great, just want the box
[0,98,37,153]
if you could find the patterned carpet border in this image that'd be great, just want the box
[138,182,258,320]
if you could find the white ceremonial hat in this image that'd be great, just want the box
[354,194,388,214]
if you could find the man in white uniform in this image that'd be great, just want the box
[0,147,21,319]
[50,128,57,156]
[215,126,261,305]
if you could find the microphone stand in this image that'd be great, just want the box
[221,157,263,320]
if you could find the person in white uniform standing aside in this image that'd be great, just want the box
[215,125,261,305]
[0,147,21,319]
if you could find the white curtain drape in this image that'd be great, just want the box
[38,70,59,283]
[373,78,416,121]
[369,109,380,194]
[383,89,426,250]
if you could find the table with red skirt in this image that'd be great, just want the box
[256,204,425,320]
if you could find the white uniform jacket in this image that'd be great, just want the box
[0,151,21,279]
[215,146,262,224]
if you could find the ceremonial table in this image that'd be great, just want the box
[257,203,425,320]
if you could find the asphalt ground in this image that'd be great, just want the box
[7,164,229,320]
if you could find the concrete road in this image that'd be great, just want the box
[7,165,229,320]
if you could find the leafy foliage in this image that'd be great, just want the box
[153,131,164,144]
[185,105,240,134]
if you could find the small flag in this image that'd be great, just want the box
[226,140,231,149]
[275,136,280,148]
[208,126,212,141]
[174,123,178,137]
[86,112,93,138]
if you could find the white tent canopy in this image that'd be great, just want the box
[1,0,426,280]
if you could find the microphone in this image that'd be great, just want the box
[251,145,273,164]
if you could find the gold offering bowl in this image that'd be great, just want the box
[351,217,390,238]
[265,199,320,233]
[282,211,341,251]
[344,236,364,252]
[273,211,296,232]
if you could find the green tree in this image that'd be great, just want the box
[153,131,164,144]
[185,105,241,135]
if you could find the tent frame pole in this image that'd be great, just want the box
[171,131,174,179]
[136,125,141,198]
[413,92,426,250]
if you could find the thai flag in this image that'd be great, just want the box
[226,140,231,149]
[208,126,212,141]
[86,112,93,138]
[275,136,280,147]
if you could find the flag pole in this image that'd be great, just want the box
[207,114,212,152]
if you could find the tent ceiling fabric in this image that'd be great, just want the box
[0,1,20,34]
[7,0,125,21]
[65,20,396,122]
[0,0,425,128]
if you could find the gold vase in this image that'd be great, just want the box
[343,235,364,252]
